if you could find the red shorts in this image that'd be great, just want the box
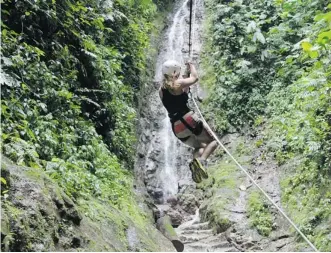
[171,112,203,141]
[173,115,197,134]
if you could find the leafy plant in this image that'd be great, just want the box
[1,0,158,215]
[202,0,331,250]
[248,191,273,236]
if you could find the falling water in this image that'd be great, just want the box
[138,0,204,203]
[154,0,196,200]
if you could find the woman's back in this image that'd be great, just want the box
[161,88,189,116]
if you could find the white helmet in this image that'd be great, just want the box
[162,60,181,76]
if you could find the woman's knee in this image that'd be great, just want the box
[210,140,218,148]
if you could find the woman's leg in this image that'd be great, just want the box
[200,140,217,160]
[196,125,218,161]
[193,147,204,158]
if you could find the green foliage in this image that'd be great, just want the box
[247,191,273,236]
[203,0,330,249]
[265,8,331,249]
[201,0,280,131]
[1,0,157,213]
[281,161,331,251]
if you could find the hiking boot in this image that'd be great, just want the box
[189,161,202,183]
[193,158,209,179]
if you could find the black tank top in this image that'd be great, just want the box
[161,88,190,116]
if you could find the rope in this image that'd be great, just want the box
[191,0,197,59]
[192,98,319,252]
[188,0,193,57]
[186,1,319,251]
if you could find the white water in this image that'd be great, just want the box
[158,118,178,198]
[144,0,203,202]
[154,0,194,200]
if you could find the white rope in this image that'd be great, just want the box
[187,0,319,251]
[192,98,318,251]
[190,0,197,59]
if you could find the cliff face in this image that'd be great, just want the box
[0,0,179,251]
[1,156,175,252]
[133,0,330,251]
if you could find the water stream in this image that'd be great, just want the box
[153,0,203,201]
[135,0,204,205]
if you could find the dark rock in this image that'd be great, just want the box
[39,207,49,217]
[59,209,67,218]
[166,196,178,207]
[53,198,64,209]
[138,152,145,158]
[67,209,82,225]
[242,241,255,248]
[167,209,183,226]
[153,188,164,199]
[52,230,59,244]
[177,194,198,214]
[71,236,81,248]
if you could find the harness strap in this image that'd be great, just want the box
[170,111,195,132]
[170,111,203,136]
[178,117,196,133]
[171,123,190,142]
[169,111,189,123]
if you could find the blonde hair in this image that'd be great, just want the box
[162,74,181,91]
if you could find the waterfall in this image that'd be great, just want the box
[136,0,204,204]
[155,0,195,201]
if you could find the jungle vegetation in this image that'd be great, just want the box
[1,0,330,251]
[201,0,331,250]
[1,0,173,215]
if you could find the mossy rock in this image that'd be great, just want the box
[1,156,176,252]
[1,208,10,236]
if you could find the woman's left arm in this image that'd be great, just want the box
[176,63,199,89]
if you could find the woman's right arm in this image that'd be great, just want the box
[177,63,199,89]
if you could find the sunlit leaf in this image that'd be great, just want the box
[317,30,331,45]
[301,41,312,52]
[256,31,266,44]
[0,177,7,185]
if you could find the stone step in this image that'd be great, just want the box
[179,233,212,243]
[212,247,238,252]
[184,243,237,252]
[186,240,231,249]
[177,222,210,231]
[179,229,214,236]
[210,242,234,250]
[203,233,227,244]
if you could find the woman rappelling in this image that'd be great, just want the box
[159,60,218,183]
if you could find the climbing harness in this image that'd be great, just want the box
[161,86,203,142]
[186,0,319,251]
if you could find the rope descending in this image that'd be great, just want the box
[188,0,193,57]
[187,1,319,251]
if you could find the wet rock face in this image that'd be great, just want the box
[132,5,210,251]
[134,0,206,223]
[178,194,199,215]
[1,157,176,252]
[1,157,86,252]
